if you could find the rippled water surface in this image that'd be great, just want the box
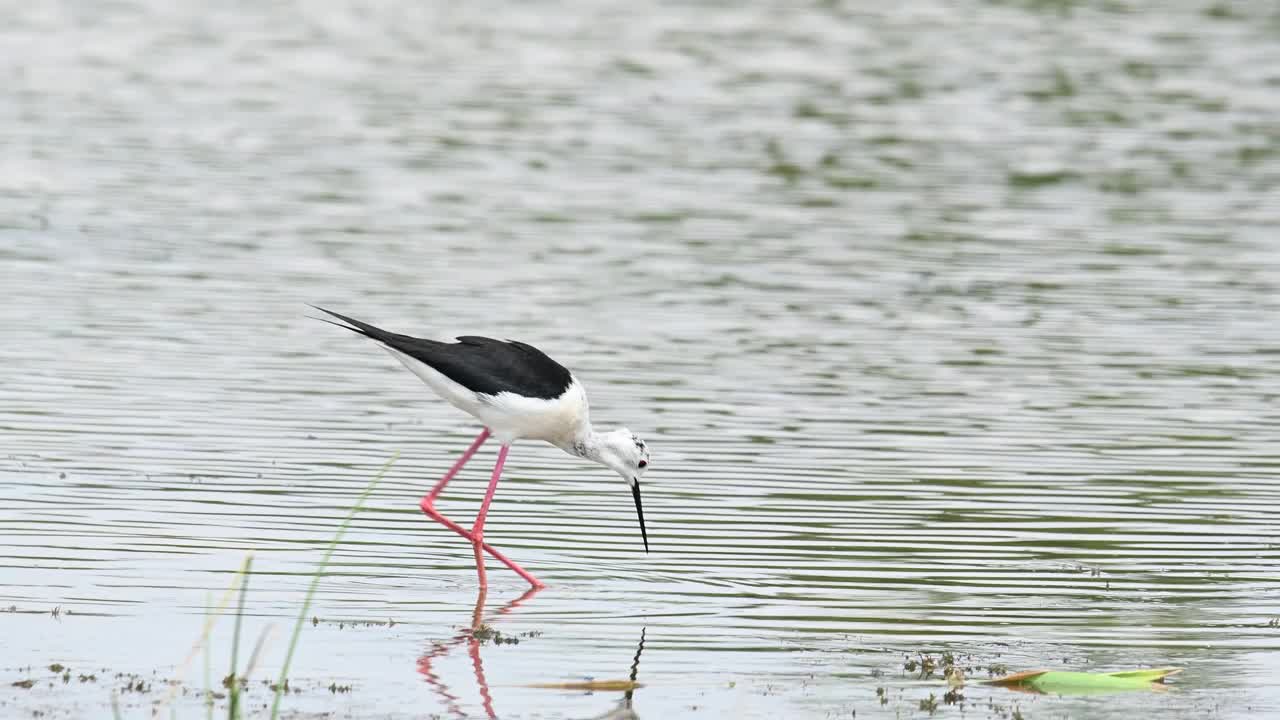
[3,0,1280,718]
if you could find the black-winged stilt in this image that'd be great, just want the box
[312,307,650,588]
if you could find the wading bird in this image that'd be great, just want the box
[312,307,650,588]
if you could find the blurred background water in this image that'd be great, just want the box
[2,0,1279,718]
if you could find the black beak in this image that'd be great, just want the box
[631,479,649,553]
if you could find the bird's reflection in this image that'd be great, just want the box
[416,587,648,720]
[416,585,541,719]
[588,627,646,720]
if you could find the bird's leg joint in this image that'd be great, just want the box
[420,498,474,542]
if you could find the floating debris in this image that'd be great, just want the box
[986,667,1183,695]
[525,680,644,692]
[471,623,520,645]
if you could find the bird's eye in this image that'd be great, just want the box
[638,460,648,469]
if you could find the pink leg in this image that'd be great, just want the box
[419,433,545,589]
[426,428,491,503]
[470,445,510,587]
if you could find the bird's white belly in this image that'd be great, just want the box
[475,385,587,443]
[384,347,588,445]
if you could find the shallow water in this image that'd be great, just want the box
[3,0,1280,718]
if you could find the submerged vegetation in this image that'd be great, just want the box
[5,450,1189,719]
[103,454,399,720]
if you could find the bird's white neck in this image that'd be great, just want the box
[559,423,604,462]
[556,422,642,483]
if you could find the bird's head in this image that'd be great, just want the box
[597,428,650,481]
[596,428,650,552]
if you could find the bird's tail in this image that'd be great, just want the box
[307,305,407,346]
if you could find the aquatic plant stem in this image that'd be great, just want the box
[158,572,247,717]
[203,594,213,720]
[269,453,398,719]
[228,554,253,719]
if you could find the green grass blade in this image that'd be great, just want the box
[270,453,398,719]
[204,593,214,720]
[242,624,275,680]
[159,568,248,717]
[228,554,253,719]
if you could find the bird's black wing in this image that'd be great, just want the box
[312,306,574,399]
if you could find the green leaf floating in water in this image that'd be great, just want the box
[985,668,1183,696]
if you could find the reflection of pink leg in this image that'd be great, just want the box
[416,585,543,719]
[469,632,496,719]
[416,647,466,720]
[418,432,545,588]
[465,586,497,719]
